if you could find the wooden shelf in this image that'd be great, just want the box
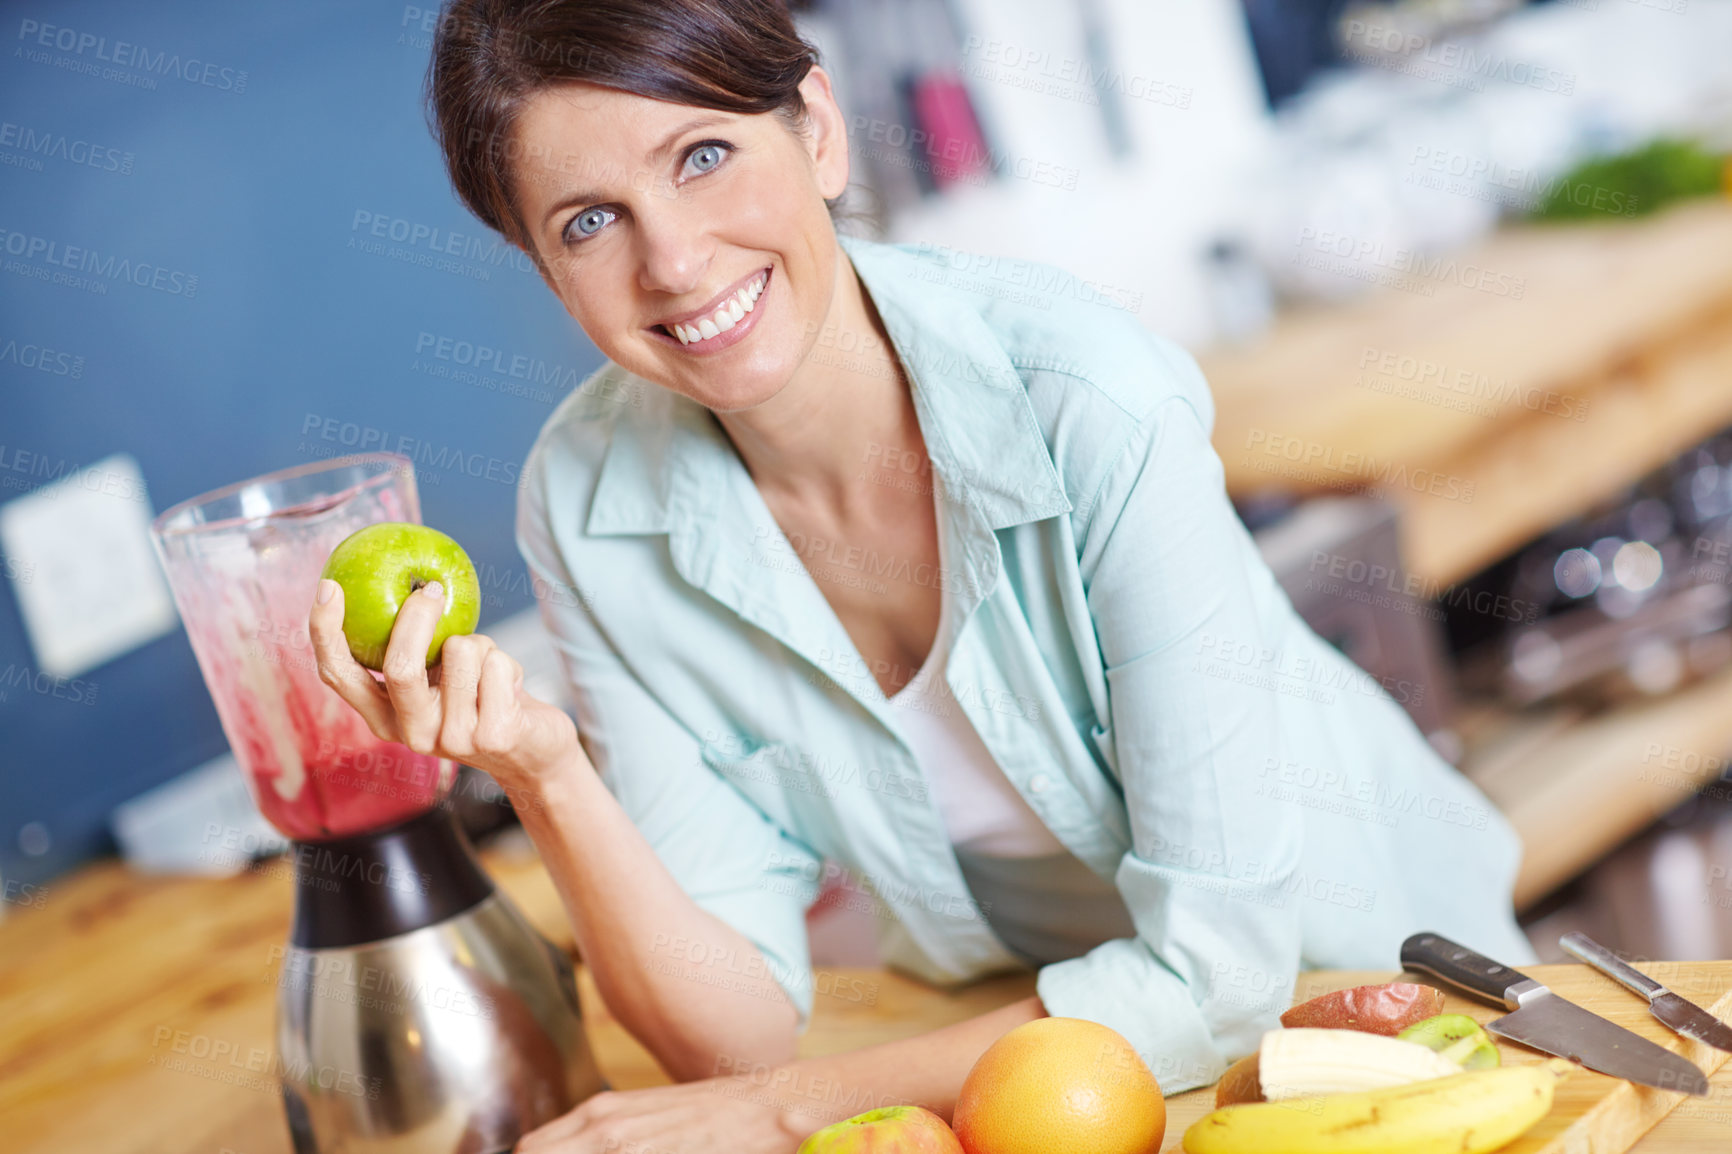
[1402,311,1732,585]
[1204,198,1732,587]
[1461,661,1732,909]
[1202,199,1732,904]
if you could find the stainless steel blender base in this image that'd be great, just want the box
[276,808,606,1152]
[278,890,608,1153]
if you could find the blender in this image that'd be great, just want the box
[150,453,605,1153]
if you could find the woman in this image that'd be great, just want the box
[309,0,1532,1149]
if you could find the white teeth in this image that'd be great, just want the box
[668,271,768,347]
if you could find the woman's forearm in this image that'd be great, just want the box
[511,745,801,1080]
[734,994,1050,1139]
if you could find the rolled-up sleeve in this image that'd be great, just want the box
[515,446,828,1028]
[1034,385,1304,1094]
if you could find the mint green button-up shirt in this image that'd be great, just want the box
[515,234,1531,1094]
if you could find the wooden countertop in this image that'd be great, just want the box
[4,840,1731,1152]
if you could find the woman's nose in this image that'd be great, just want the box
[633,212,712,297]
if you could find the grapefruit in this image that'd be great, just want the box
[953,1018,1165,1154]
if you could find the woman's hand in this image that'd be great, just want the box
[309,577,580,790]
[516,1079,815,1153]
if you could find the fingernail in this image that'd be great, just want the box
[424,581,444,603]
[316,579,336,605]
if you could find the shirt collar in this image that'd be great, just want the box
[584,234,1071,538]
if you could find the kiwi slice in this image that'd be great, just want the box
[1399,1013,1501,1070]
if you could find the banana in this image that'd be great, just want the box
[1258,1027,1464,1099]
[1183,1060,1570,1154]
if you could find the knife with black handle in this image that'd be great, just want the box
[1400,931,1708,1095]
[1560,931,1732,1055]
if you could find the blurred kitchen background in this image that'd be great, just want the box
[4,0,1732,970]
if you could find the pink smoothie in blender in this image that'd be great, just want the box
[153,454,604,1153]
[151,453,453,841]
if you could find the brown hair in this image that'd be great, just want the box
[426,0,821,254]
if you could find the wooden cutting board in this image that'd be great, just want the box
[1157,962,1732,1154]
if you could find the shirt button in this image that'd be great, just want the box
[1028,773,1052,794]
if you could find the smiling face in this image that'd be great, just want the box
[508,71,852,413]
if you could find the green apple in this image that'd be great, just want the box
[320,522,480,670]
[797,1106,964,1153]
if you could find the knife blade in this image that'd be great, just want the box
[1400,932,1709,1096]
[1560,930,1732,1055]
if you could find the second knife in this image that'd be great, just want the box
[1560,930,1732,1055]
[1400,931,1708,1096]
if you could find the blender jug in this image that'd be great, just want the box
[150,452,605,1153]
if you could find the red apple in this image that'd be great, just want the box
[1280,981,1445,1035]
[798,1106,964,1153]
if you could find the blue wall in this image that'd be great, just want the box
[0,1,601,887]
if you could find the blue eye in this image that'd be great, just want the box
[683,142,730,177]
[565,206,615,244]
[560,142,729,246]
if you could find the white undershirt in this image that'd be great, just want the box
[887,538,1065,859]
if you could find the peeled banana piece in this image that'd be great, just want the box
[1259,1027,1464,1100]
[1184,1061,1569,1154]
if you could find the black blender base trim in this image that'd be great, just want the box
[287,804,494,950]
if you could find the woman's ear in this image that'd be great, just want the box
[797,65,850,201]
